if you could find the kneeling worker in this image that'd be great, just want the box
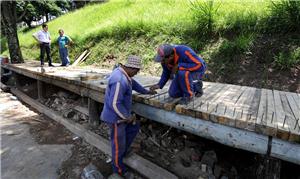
[150,44,207,103]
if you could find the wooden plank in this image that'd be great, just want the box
[243,88,261,130]
[79,51,91,64]
[72,50,88,66]
[176,83,217,118]
[280,92,300,142]
[256,89,268,134]
[255,89,278,136]
[234,87,256,130]
[285,92,300,129]
[174,82,215,117]
[217,86,247,127]
[210,85,244,126]
[163,97,182,111]
[196,83,226,106]
[289,92,300,109]
[203,84,233,122]
[264,89,277,136]
[273,90,290,140]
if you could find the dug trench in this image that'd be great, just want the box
[11,83,300,179]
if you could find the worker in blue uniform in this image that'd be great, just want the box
[150,44,207,104]
[100,55,156,177]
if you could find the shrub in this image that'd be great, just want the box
[218,33,254,60]
[190,0,221,36]
[265,0,300,33]
[274,48,300,69]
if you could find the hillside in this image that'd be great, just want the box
[2,0,300,92]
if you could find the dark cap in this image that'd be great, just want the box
[154,44,174,62]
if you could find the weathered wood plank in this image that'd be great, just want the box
[245,88,261,131]
[202,84,233,122]
[218,86,247,127]
[273,90,290,140]
[174,82,214,116]
[72,50,88,66]
[211,85,244,126]
[234,87,256,130]
[189,83,226,119]
[280,92,300,141]
[285,92,300,130]
[256,89,268,134]
[264,89,277,136]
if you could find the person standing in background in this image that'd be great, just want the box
[32,24,54,67]
[57,29,73,66]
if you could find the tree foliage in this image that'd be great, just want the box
[16,0,71,27]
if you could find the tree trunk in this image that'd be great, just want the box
[24,19,32,28]
[1,1,23,63]
[45,13,49,22]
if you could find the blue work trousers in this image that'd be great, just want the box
[108,122,140,175]
[59,48,70,66]
[169,70,204,98]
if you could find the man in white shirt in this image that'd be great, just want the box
[32,24,54,67]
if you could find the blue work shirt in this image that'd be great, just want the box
[100,67,150,123]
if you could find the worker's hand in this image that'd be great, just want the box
[148,89,157,95]
[150,84,160,91]
[127,114,136,123]
[65,44,69,48]
[171,65,178,75]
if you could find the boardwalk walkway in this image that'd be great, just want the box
[3,61,299,142]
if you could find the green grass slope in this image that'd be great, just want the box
[2,0,300,92]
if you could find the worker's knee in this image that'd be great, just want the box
[168,88,181,98]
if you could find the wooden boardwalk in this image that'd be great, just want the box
[3,61,300,142]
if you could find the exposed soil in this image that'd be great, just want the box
[203,33,300,93]
[22,114,112,178]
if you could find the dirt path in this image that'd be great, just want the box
[0,90,115,179]
[0,90,73,179]
[0,91,142,179]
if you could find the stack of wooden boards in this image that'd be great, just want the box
[72,50,91,66]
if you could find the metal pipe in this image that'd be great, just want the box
[132,103,300,165]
